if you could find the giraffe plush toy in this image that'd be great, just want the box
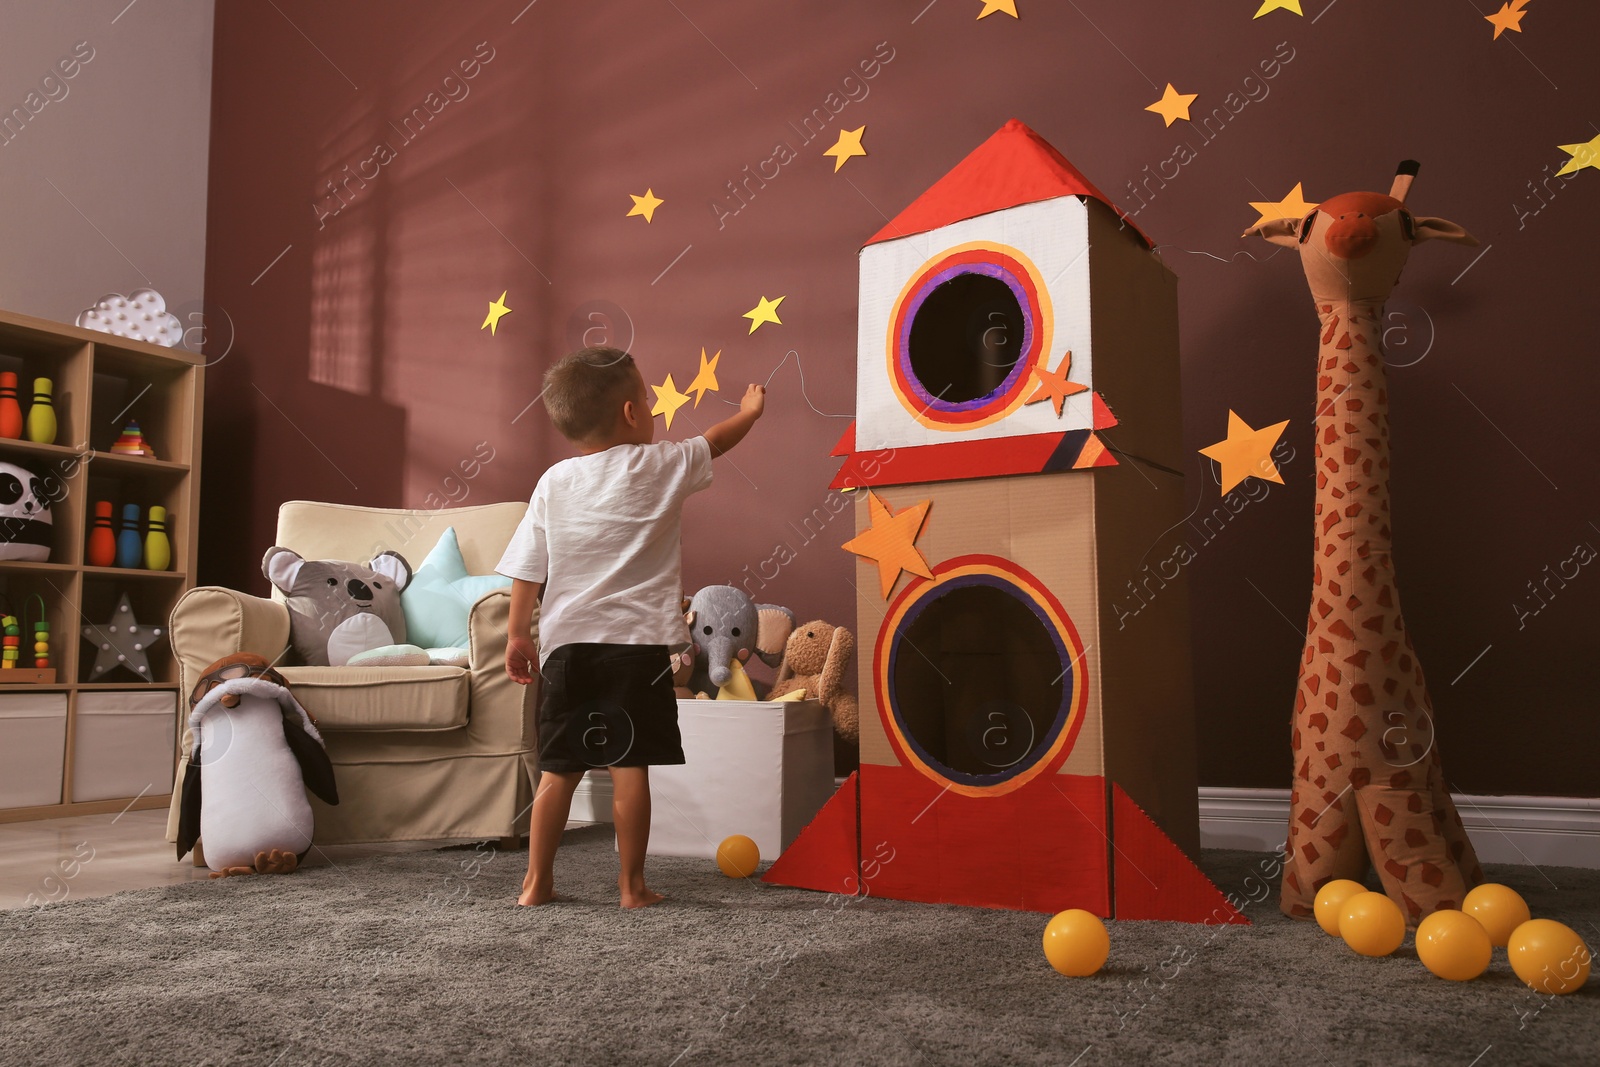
[1245,161,1484,925]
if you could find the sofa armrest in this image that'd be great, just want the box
[466,588,536,752]
[170,586,292,708]
[165,586,292,843]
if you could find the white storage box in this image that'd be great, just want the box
[0,692,67,808]
[71,690,177,803]
[648,699,836,861]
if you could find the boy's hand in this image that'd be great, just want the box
[506,634,539,685]
[740,384,765,418]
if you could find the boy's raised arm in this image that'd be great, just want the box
[703,384,765,457]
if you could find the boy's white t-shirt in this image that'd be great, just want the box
[496,436,713,667]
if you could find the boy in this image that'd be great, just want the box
[498,346,764,907]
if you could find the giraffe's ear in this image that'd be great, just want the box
[1242,217,1302,248]
[1411,215,1478,246]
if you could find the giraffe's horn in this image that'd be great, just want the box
[1390,159,1420,204]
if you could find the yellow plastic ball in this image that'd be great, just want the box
[1313,879,1368,936]
[1462,883,1531,948]
[715,835,760,878]
[1507,919,1591,995]
[1416,909,1492,981]
[1042,909,1109,976]
[1339,892,1407,957]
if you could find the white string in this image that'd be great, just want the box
[716,348,852,420]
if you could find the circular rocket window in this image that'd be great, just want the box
[888,246,1050,429]
[907,274,1026,404]
[880,558,1085,794]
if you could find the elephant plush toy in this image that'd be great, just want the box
[684,585,793,699]
[769,620,859,741]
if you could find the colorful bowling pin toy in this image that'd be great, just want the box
[0,372,22,439]
[144,505,171,571]
[88,501,117,567]
[25,377,55,444]
[116,503,142,568]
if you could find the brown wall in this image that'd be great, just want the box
[201,1,1599,797]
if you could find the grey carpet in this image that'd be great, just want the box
[3,826,1596,1067]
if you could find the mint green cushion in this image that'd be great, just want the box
[400,527,512,650]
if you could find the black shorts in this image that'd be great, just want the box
[536,643,684,773]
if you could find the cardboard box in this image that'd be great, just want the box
[0,692,67,808]
[647,698,835,861]
[765,121,1237,922]
[70,690,177,803]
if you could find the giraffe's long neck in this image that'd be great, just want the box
[1296,297,1433,766]
[1313,301,1393,561]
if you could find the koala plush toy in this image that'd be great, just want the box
[264,547,415,666]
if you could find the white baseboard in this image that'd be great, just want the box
[1200,787,1600,870]
[579,774,1600,870]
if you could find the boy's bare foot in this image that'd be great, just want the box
[620,886,664,909]
[518,878,559,906]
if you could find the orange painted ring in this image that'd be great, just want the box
[874,554,1089,798]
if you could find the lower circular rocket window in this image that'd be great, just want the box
[888,244,1050,430]
[878,556,1087,796]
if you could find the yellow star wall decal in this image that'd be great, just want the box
[1146,83,1198,127]
[842,491,935,598]
[977,0,1019,17]
[687,348,720,407]
[743,294,785,333]
[1246,182,1317,230]
[1556,134,1600,177]
[1253,0,1302,17]
[651,373,691,428]
[1199,410,1290,494]
[1485,0,1531,39]
[626,188,664,222]
[1024,351,1089,416]
[481,291,511,335]
[824,126,867,172]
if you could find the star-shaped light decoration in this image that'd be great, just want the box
[1145,83,1198,127]
[1485,0,1530,39]
[1198,410,1290,494]
[651,374,691,429]
[1024,351,1089,417]
[81,593,167,680]
[743,294,785,334]
[626,188,664,223]
[842,491,935,598]
[977,0,1018,17]
[1252,0,1302,17]
[481,291,511,335]
[686,348,721,407]
[1555,133,1600,177]
[823,126,867,172]
[1246,182,1317,231]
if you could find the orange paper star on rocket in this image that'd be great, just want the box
[1199,410,1289,494]
[1024,351,1089,416]
[842,491,934,598]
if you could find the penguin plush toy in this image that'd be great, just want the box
[176,653,338,877]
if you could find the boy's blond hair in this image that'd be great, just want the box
[542,347,639,442]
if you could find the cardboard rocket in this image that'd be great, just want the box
[765,120,1244,924]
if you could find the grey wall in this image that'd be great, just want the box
[0,0,213,328]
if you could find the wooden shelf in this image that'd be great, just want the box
[0,438,84,461]
[87,451,190,475]
[0,305,201,821]
[0,560,78,574]
[80,565,186,580]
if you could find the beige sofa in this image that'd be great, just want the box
[163,500,538,847]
